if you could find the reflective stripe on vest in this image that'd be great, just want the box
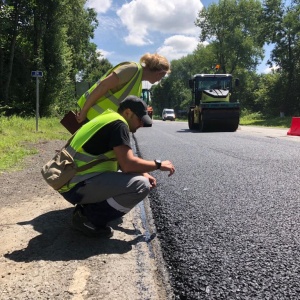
[77,62,143,120]
[58,110,128,193]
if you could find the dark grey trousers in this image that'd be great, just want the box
[75,172,150,211]
[61,172,151,227]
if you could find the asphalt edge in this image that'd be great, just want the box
[141,196,175,300]
[131,132,175,299]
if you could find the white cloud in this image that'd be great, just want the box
[157,35,200,62]
[86,0,112,14]
[86,0,205,66]
[262,65,280,74]
[97,49,114,59]
[97,15,122,31]
[117,0,203,46]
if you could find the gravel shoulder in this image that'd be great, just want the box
[0,140,173,300]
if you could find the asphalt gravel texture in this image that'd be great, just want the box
[134,121,300,300]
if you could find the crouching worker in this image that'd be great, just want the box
[59,95,175,238]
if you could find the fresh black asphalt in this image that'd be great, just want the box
[134,121,300,300]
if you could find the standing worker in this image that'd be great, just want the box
[58,95,175,238]
[76,53,171,123]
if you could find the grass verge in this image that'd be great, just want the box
[239,114,292,128]
[0,116,70,172]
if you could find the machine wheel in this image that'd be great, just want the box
[189,109,206,131]
[188,110,196,130]
[198,113,208,132]
[227,121,239,132]
[198,113,204,132]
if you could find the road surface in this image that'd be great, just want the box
[135,121,300,299]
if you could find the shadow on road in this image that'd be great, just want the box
[176,128,212,133]
[4,207,144,262]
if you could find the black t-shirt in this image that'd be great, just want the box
[82,120,131,155]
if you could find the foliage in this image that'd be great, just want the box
[240,109,264,119]
[195,0,264,74]
[233,69,261,111]
[252,71,284,115]
[151,77,189,115]
[82,56,113,84]
[262,0,300,114]
[0,0,104,118]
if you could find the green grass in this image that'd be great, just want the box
[0,116,70,172]
[239,113,292,128]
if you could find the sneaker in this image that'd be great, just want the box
[72,205,113,238]
[73,204,86,218]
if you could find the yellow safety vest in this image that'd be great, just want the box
[59,109,128,193]
[77,62,143,120]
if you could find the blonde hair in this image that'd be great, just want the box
[140,53,171,73]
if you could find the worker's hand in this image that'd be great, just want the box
[161,160,175,177]
[143,173,157,188]
[76,110,87,123]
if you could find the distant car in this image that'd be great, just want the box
[162,108,175,121]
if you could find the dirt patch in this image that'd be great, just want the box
[0,140,173,300]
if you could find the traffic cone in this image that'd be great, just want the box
[287,117,300,136]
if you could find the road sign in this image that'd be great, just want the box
[31,71,43,77]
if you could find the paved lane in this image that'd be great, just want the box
[135,121,300,300]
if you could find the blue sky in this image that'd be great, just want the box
[86,0,272,74]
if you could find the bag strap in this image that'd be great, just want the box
[76,157,117,172]
[64,134,76,148]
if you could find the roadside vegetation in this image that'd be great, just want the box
[239,111,292,128]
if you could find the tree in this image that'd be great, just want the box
[1,0,31,105]
[254,72,283,115]
[0,2,13,102]
[195,0,264,74]
[0,0,101,116]
[262,0,300,114]
[82,53,113,84]
[63,0,99,82]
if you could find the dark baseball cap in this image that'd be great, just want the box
[119,95,152,126]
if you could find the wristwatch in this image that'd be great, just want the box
[154,159,161,169]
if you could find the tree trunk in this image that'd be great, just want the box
[0,47,3,100]
[3,2,20,104]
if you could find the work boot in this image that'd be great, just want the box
[72,204,113,238]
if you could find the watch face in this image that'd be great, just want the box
[155,159,161,169]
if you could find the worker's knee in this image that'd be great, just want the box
[134,175,151,198]
[112,175,150,209]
